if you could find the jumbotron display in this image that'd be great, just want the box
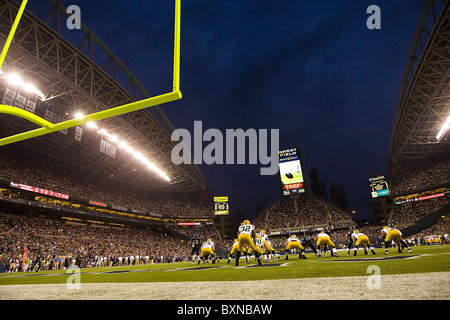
[278,148,305,196]
[368,173,389,198]
[214,196,229,215]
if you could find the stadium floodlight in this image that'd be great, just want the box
[93,126,170,181]
[436,115,450,141]
[23,83,36,93]
[74,112,84,120]
[133,152,145,162]
[6,73,23,86]
[4,72,46,100]
[87,121,170,177]
[86,121,98,129]
[109,134,119,143]
[118,140,128,149]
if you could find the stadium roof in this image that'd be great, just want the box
[390,0,450,164]
[0,0,208,192]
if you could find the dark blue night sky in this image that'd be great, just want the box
[27,0,428,220]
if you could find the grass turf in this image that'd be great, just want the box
[0,245,449,286]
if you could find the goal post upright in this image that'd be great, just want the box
[0,0,183,147]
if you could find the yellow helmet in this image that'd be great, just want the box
[208,238,212,242]
[260,230,266,234]
[352,229,359,234]
[243,219,250,225]
[255,234,261,239]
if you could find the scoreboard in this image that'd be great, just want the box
[368,173,389,198]
[214,196,229,215]
[279,148,305,196]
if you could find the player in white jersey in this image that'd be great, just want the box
[259,230,277,262]
[235,220,258,266]
[227,238,248,263]
[381,226,412,254]
[351,230,376,255]
[314,231,338,257]
[248,234,265,266]
[197,239,216,265]
[283,234,306,259]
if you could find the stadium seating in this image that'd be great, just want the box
[0,151,212,218]
[0,212,191,269]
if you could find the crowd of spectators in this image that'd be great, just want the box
[253,193,354,233]
[405,219,449,245]
[0,152,212,218]
[0,212,193,271]
[390,196,449,228]
[384,155,450,234]
[390,157,449,195]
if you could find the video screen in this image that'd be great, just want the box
[279,148,305,195]
[368,173,389,198]
[214,196,229,215]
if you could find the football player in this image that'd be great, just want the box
[227,238,248,263]
[235,220,258,266]
[190,233,201,264]
[301,235,318,257]
[381,226,412,254]
[351,230,376,255]
[345,227,355,256]
[283,234,306,259]
[197,238,216,265]
[259,230,277,262]
[247,234,265,266]
[314,230,339,257]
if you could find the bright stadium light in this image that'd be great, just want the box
[118,140,128,149]
[74,112,84,120]
[109,134,119,143]
[5,72,45,100]
[23,83,36,93]
[7,73,23,86]
[86,121,98,130]
[88,123,171,182]
[436,115,450,141]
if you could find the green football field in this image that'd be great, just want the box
[0,245,449,300]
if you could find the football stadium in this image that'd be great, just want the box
[0,0,449,305]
